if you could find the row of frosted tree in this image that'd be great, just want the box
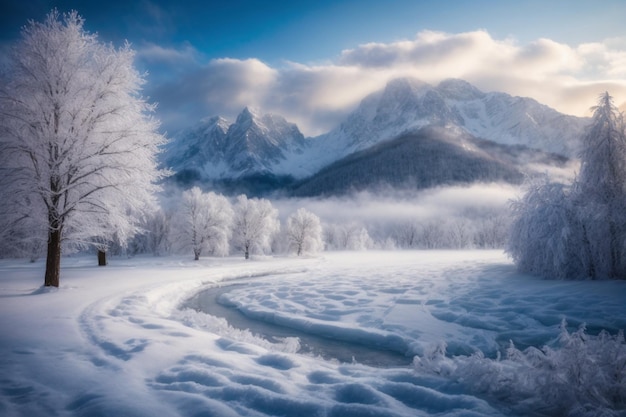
[127,191,510,259]
[161,188,323,261]
[128,196,507,258]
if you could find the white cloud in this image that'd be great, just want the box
[145,30,626,136]
[147,57,278,134]
[577,39,626,78]
[204,58,278,109]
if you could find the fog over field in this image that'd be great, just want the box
[273,183,521,224]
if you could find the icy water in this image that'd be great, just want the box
[185,283,413,367]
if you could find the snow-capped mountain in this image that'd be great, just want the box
[164,78,589,193]
[305,78,587,172]
[163,115,229,178]
[290,126,569,197]
[165,107,309,181]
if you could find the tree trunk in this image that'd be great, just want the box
[194,249,200,261]
[98,250,107,266]
[244,245,249,260]
[44,228,62,287]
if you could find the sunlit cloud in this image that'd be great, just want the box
[205,58,278,109]
[147,57,278,133]
[143,30,626,136]
[577,39,626,78]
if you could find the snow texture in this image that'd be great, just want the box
[0,251,624,416]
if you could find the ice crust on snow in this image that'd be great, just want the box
[0,251,624,416]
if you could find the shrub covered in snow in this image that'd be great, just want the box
[415,321,626,416]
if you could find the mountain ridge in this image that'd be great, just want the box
[165,106,309,182]
[164,77,589,195]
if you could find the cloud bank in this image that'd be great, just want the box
[272,183,521,226]
[139,30,626,136]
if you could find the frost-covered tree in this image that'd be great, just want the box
[174,188,233,260]
[447,219,473,249]
[419,221,446,249]
[323,223,373,251]
[129,207,172,256]
[0,11,166,286]
[392,221,420,248]
[473,212,510,249]
[348,224,373,251]
[286,208,323,256]
[0,201,47,261]
[508,93,626,279]
[232,195,280,259]
[575,93,626,278]
[508,178,581,279]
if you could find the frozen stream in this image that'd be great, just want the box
[185,282,413,367]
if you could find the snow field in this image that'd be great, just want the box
[0,251,625,416]
[218,251,626,358]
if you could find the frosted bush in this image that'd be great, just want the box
[415,321,626,416]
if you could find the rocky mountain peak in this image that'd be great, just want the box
[166,107,308,180]
[437,78,485,101]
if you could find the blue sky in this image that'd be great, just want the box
[2,0,626,135]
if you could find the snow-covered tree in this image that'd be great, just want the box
[129,207,172,256]
[323,223,373,251]
[0,200,47,261]
[419,221,446,249]
[392,221,420,248]
[508,178,581,279]
[508,93,626,279]
[232,195,280,259]
[0,11,166,286]
[286,208,323,256]
[174,188,233,260]
[575,92,626,278]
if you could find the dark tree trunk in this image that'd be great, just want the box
[194,249,200,261]
[244,245,249,260]
[44,228,62,287]
[98,250,107,266]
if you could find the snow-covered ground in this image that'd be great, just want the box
[1,251,624,416]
